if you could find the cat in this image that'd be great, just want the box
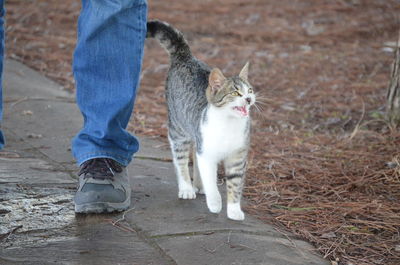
[146,20,255,221]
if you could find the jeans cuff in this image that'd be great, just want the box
[76,151,133,167]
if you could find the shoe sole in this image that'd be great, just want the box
[74,198,131,214]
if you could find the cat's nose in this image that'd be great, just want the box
[245,97,252,104]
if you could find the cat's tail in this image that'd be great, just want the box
[146,20,192,60]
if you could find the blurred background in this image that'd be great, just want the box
[5,0,400,264]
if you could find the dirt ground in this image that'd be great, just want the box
[5,0,400,264]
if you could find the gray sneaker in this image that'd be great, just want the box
[74,158,131,213]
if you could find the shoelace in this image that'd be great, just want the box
[78,158,123,180]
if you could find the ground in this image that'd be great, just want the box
[4,0,400,264]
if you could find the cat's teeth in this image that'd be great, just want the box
[233,106,248,116]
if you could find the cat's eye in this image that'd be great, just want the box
[248,88,253,93]
[231,91,241,96]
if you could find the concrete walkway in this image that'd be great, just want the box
[0,60,329,265]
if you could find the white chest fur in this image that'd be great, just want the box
[200,106,248,161]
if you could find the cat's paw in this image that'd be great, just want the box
[227,203,245,221]
[227,209,245,221]
[206,193,222,213]
[178,187,196,199]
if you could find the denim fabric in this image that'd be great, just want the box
[0,0,5,150]
[72,0,147,166]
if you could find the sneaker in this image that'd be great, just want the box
[74,158,131,213]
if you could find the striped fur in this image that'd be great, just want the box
[146,20,191,61]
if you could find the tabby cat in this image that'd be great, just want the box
[147,20,255,220]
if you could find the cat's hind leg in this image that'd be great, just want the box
[168,135,196,199]
[192,147,204,194]
[224,148,247,220]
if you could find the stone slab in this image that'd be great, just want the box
[0,127,42,159]
[135,136,172,161]
[0,156,75,184]
[0,221,174,265]
[0,129,74,184]
[3,98,81,166]
[3,59,71,99]
[156,232,326,265]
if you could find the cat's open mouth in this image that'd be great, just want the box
[233,106,248,117]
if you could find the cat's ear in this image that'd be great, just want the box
[209,68,226,91]
[239,61,249,81]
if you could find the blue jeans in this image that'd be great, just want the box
[0,0,5,150]
[72,0,147,166]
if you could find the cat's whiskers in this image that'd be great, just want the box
[253,92,272,104]
[251,104,269,123]
[253,102,263,113]
[254,98,269,106]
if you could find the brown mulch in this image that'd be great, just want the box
[5,0,400,264]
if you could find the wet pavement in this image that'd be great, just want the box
[0,60,329,265]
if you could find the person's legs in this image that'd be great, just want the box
[72,0,147,213]
[72,0,147,166]
[0,0,5,150]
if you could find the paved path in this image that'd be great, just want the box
[0,60,329,265]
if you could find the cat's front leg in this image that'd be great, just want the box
[196,153,222,213]
[224,149,247,221]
